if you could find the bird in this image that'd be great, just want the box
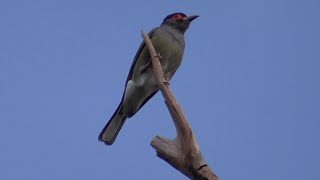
[98,12,198,145]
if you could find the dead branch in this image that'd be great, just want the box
[141,31,219,180]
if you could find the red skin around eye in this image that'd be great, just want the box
[173,14,185,20]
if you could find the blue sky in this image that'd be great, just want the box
[1,0,319,179]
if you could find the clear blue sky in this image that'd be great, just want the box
[1,0,319,179]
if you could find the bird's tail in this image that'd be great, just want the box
[98,103,127,145]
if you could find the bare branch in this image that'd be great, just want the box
[141,31,219,180]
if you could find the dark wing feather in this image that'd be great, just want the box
[128,90,158,117]
[124,27,159,84]
[98,28,160,142]
[120,28,160,115]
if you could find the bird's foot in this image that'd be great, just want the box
[154,52,162,60]
[163,75,169,85]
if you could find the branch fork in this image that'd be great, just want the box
[141,31,219,180]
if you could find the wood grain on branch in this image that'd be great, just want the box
[141,31,219,180]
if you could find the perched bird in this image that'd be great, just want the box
[99,12,198,145]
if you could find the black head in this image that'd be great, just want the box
[161,12,199,33]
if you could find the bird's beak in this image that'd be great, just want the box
[186,15,199,22]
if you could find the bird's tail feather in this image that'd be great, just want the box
[98,103,127,145]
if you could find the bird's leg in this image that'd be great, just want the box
[154,52,162,60]
[154,53,169,85]
[163,75,169,85]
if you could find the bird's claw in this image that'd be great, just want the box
[163,75,169,85]
[155,53,162,60]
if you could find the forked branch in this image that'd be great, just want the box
[141,31,219,180]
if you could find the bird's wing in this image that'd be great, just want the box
[119,27,159,116]
[125,27,159,84]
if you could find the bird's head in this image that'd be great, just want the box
[161,12,199,33]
